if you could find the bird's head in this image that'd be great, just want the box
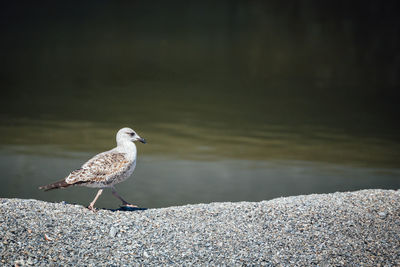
[116,127,146,145]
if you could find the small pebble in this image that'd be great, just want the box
[378,212,387,219]
[109,226,118,237]
[44,234,52,241]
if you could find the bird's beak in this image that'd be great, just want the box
[139,138,147,144]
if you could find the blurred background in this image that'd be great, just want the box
[0,1,399,209]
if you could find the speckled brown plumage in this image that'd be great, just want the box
[65,152,132,187]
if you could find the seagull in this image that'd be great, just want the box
[39,127,146,211]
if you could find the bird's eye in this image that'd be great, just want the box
[129,132,136,136]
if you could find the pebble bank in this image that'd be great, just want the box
[1,189,399,266]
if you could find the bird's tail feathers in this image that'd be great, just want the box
[39,179,70,191]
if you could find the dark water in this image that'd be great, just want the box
[0,1,399,208]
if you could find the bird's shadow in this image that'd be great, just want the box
[111,206,148,212]
[59,201,148,212]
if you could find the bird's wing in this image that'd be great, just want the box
[65,152,130,185]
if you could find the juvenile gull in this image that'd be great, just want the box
[39,127,146,210]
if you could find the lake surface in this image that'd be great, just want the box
[0,1,399,208]
[0,102,399,209]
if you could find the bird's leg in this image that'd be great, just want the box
[88,189,103,211]
[112,186,138,208]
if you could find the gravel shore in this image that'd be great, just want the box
[1,189,399,266]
